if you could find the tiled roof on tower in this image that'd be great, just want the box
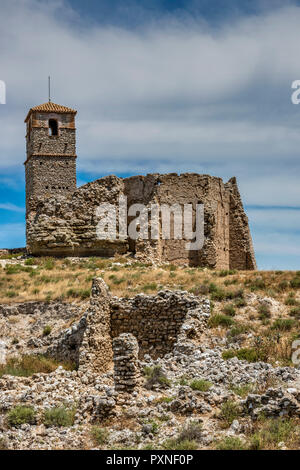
[25,102,77,122]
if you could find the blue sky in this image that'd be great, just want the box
[0,0,300,269]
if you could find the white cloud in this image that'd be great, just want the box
[1,0,300,209]
[0,203,25,213]
[247,208,300,231]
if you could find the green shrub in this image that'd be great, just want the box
[7,406,36,427]
[190,285,209,296]
[111,277,126,285]
[247,278,266,291]
[178,421,203,443]
[218,270,237,277]
[143,420,159,434]
[277,280,289,292]
[43,406,76,427]
[162,438,198,450]
[289,307,300,318]
[66,288,90,300]
[219,400,242,428]
[25,258,36,266]
[230,289,245,300]
[210,288,226,301]
[91,427,109,446]
[43,325,52,337]
[6,291,18,298]
[43,259,55,270]
[190,379,212,392]
[144,366,171,389]
[236,347,265,362]
[222,349,236,360]
[215,436,246,450]
[290,277,300,289]
[234,297,247,308]
[258,304,271,320]
[211,287,244,302]
[209,314,235,328]
[228,323,250,338]
[222,348,265,363]
[224,279,238,286]
[5,265,21,275]
[143,283,157,292]
[208,282,218,293]
[230,383,254,398]
[271,318,294,331]
[222,304,236,317]
[285,294,298,306]
[155,396,174,404]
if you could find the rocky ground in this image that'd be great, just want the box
[0,255,300,450]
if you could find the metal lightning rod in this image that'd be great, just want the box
[48,76,51,102]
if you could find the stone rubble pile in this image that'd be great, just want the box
[242,387,300,418]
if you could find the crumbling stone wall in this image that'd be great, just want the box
[113,333,140,393]
[78,278,113,375]
[26,173,256,270]
[26,176,128,257]
[110,290,209,359]
[124,173,231,267]
[225,177,256,270]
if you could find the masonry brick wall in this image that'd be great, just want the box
[110,290,209,359]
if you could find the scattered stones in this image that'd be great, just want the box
[242,388,300,418]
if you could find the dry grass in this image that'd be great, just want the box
[1,256,299,303]
[248,417,300,450]
[0,355,76,377]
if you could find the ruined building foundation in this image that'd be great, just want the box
[47,278,211,375]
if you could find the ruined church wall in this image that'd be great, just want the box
[26,175,128,257]
[124,173,230,268]
[26,172,256,270]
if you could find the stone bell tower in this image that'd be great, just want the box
[24,101,77,214]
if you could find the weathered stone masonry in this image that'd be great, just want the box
[24,102,77,216]
[25,102,256,270]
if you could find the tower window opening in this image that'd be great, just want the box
[49,119,58,136]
